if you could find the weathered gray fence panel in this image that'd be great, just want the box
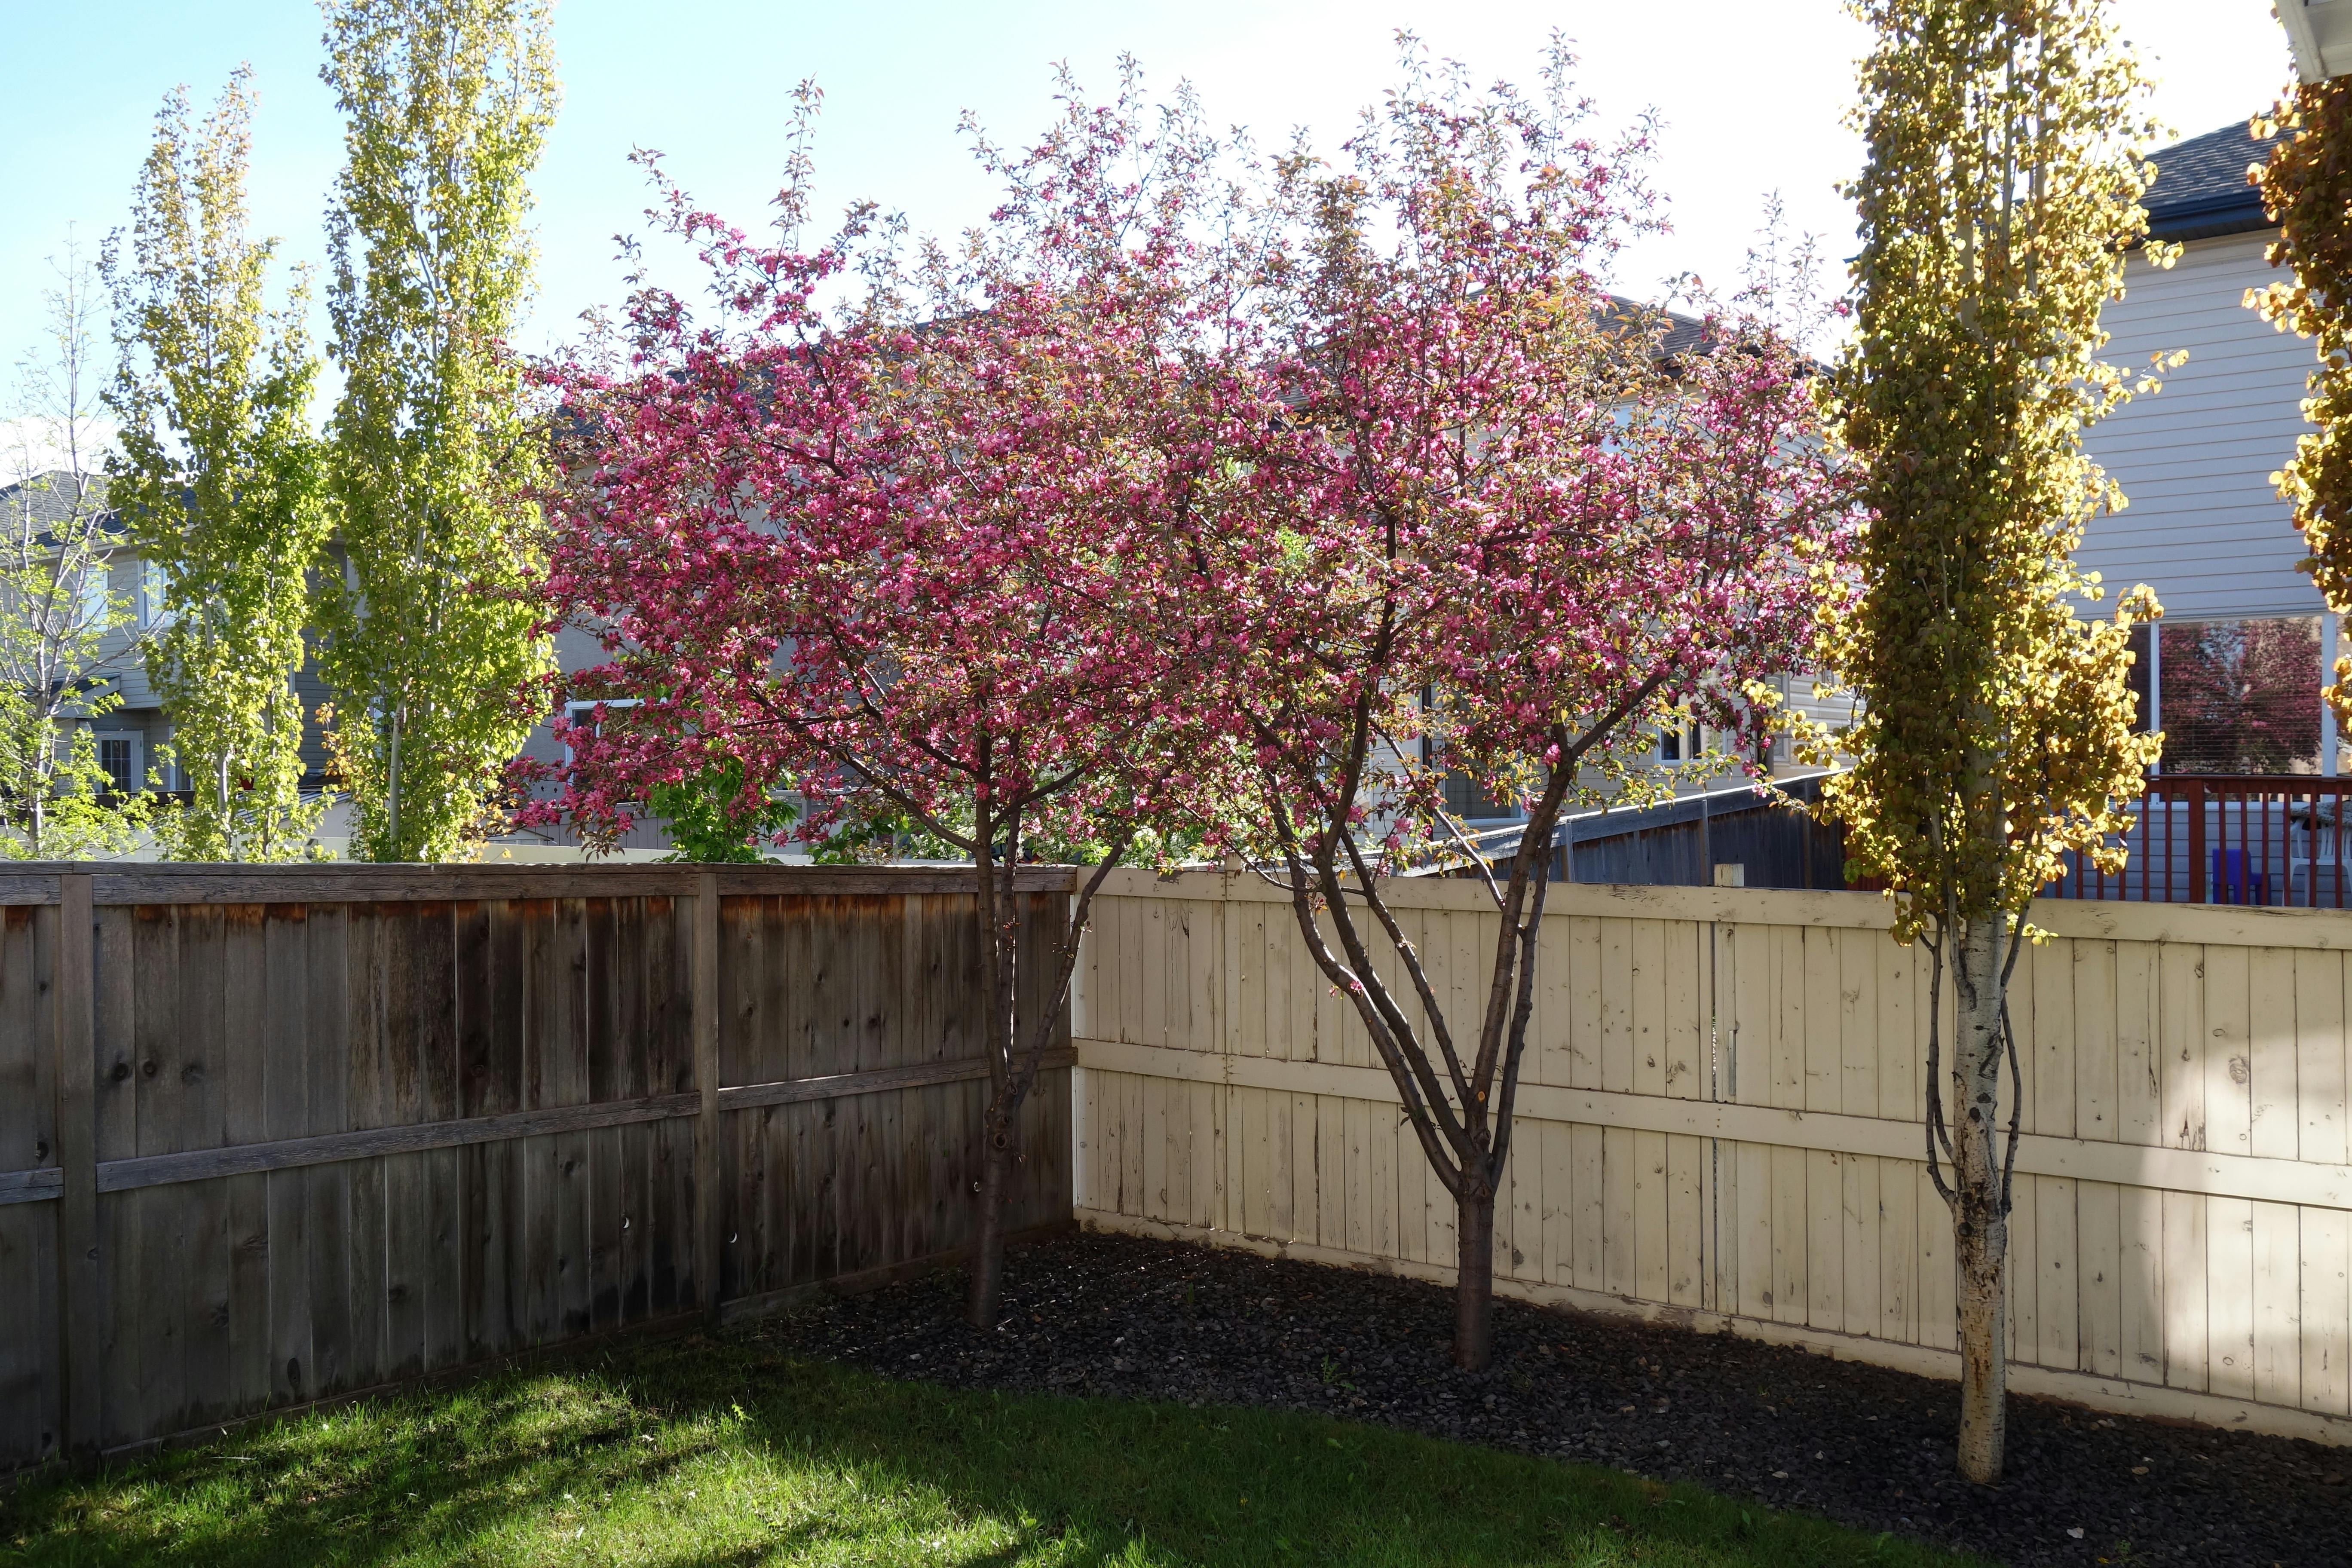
[0,864,1075,1474]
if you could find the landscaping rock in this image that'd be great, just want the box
[759,1229,2348,1567]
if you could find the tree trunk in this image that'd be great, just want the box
[1454,1179,1495,1370]
[1951,914,2011,1484]
[965,1116,1014,1329]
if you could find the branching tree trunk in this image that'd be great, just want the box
[1934,910,2024,1479]
[966,806,1129,1329]
[1190,43,1851,1371]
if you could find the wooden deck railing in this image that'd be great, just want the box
[2050,775,2352,906]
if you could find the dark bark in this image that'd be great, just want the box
[967,1131,1014,1329]
[966,789,1017,1331]
[965,829,1130,1332]
[1454,1181,1495,1370]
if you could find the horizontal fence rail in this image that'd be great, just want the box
[1075,870,2352,1446]
[2052,775,2352,907]
[0,864,1075,1474]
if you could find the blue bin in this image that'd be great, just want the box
[2212,846,2268,905]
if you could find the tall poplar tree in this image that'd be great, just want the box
[107,69,331,861]
[1816,0,2168,1483]
[2251,81,2352,722]
[318,0,557,861]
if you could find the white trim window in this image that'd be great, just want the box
[78,559,112,630]
[561,697,640,765]
[92,730,141,795]
[139,559,171,628]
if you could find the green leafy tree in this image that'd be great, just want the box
[106,69,331,862]
[317,0,557,861]
[0,242,152,859]
[2251,83,2352,721]
[647,757,796,863]
[1811,0,2168,1484]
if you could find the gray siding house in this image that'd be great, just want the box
[2079,118,2338,772]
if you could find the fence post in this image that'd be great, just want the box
[2188,779,2207,904]
[693,870,722,1323]
[52,871,98,1459]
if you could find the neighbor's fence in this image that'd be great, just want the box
[1075,870,2352,1445]
[0,863,1072,1475]
[2052,775,2352,906]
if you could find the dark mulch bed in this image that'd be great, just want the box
[758,1229,2350,1568]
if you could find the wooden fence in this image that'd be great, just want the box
[1073,870,2352,1445]
[0,864,1072,1474]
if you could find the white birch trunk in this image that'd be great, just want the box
[1951,913,2011,1484]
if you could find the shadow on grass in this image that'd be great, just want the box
[0,1329,1989,1568]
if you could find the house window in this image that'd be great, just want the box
[1659,722,1702,762]
[139,559,169,628]
[1441,768,1518,821]
[95,733,139,795]
[561,698,640,765]
[78,561,112,628]
[2157,617,2321,774]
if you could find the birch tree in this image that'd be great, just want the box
[106,68,331,861]
[1813,0,2168,1483]
[318,0,557,861]
[0,243,152,858]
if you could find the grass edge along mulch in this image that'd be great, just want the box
[0,1330,1995,1568]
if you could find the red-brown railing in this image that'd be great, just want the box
[2050,775,2352,906]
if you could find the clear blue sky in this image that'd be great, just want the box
[0,0,2296,381]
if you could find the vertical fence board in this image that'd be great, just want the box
[2305,1206,2352,1416]
[48,891,87,1462]
[221,906,270,1417]
[0,907,59,1467]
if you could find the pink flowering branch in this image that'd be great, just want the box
[532,67,1255,1332]
[1168,37,1859,1370]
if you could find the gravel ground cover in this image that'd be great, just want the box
[764,1229,2349,1567]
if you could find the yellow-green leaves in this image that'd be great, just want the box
[107,69,331,862]
[2252,79,2352,720]
[317,0,557,862]
[1813,0,2165,939]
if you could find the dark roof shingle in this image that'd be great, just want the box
[2144,119,2282,242]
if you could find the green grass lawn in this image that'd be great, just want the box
[1,1326,1990,1567]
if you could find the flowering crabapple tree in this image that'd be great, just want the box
[531,77,1241,1329]
[1183,44,1855,1370]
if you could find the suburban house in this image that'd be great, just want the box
[0,472,178,796]
[0,469,637,856]
[2079,116,2336,776]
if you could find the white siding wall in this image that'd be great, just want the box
[2081,229,2324,622]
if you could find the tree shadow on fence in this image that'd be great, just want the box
[0,1327,1981,1568]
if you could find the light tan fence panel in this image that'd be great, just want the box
[1075,871,2352,1445]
